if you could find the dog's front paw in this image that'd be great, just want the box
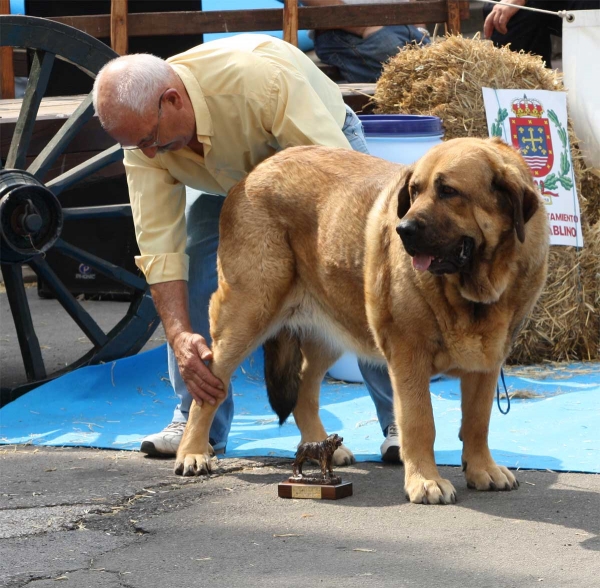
[464,462,519,491]
[333,444,355,466]
[174,447,215,477]
[405,475,457,505]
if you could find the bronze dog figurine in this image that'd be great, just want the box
[293,434,344,479]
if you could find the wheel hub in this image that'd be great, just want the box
[0,169,63,263]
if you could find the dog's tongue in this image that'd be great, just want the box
[412,253,433,271]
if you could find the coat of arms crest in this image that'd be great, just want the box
[490,93,574,203]
[509,96,553,177]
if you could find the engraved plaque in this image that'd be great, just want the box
[291,485,322,499]
[278,481,352,500]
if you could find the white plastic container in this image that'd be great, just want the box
[327,352,365,383]
[327,114,444,383]
[359,114,444,165]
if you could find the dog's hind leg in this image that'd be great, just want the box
[175,303,278,476]
[175,190,297,476]
[174,322,249,477]
[175,395,223,476]
[175,284,289,476]
[460,368,518,492]
[293,338,355,466]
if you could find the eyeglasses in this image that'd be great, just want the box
[121,89,168,151]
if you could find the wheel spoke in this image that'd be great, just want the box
[28,93,95,181]
[46,144,123,196]
[52,237,147,291]
[0,263,47,381]
[5,49,56,170]
[28,257,109,348]
[62,203,132,220]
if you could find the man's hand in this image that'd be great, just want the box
[172,331,225,406]
[484,0,525,37]
[149,280,225,406]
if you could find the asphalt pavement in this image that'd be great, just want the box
[1,285,599,588]
[1,447,599,588]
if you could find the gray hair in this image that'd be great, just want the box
[92,53,175,128]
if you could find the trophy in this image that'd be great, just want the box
[278,434,353,500]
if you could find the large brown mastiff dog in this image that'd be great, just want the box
[175,137,549,505]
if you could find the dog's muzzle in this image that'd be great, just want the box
[396,219,475,275]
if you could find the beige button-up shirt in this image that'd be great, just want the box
[124,34,351,285]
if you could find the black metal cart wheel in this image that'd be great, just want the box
[0,16,160,406]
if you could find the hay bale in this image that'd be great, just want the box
[374,35,599,363]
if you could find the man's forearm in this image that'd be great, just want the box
[149,280,192,347]
[150,279,225,402]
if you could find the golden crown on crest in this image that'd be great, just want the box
[511,96,544,118]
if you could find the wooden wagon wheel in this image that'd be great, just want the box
[0,15,160,406]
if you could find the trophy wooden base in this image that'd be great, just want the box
[278,479,353,500]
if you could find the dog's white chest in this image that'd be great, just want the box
[282,293,381,360]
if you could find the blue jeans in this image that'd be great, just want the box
[168,105,395,447]
[314,25,430,83]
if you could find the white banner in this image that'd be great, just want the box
[482,88,583,247]
[563,9,600,172]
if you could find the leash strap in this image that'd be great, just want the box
[496,367,510,414]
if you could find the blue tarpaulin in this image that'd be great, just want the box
[1,345,598,473]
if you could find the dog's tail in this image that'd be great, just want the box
[263,329,302,425]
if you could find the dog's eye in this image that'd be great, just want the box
[440,185,458,198]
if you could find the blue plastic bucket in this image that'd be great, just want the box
[358,114,444,165]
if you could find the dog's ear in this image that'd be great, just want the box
[397,166,414,219]
[493,164,539,243]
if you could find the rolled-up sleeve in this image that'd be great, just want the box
[124,151,189,284]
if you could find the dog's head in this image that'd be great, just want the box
[395,137,540,287]
[325,434,343,452]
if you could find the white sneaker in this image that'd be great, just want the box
[140,422,227,457]
[380,423,402,464]
[140,422,186,456]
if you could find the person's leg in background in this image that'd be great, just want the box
[314,25,430,83]
[341,105,400,463]
[140,190,234,456]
